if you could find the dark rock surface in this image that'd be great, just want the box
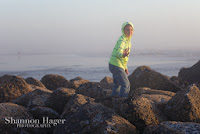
[41,74,70,91]
[170,76,189,89]
[100,76,113,84]
[0,103,38,134]
[70,76,83,82]
[164,84,200,123]
[12,88,52,109]
[128,66,182,94]
[96,96,126,112]
[29,106,60,134]
[76,82,112,99]
[25,77,46,88]
[55,102,138,134]
[29,106,59,121]
[60,94,95,118]
[119,96,166,132]
[129,87,175,104]
[143,121,200,134]
[0,75,33,103]
[47,87,76,114]
[69,77,90,89]
[178,60,200,84]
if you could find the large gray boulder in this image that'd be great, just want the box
[25,77,46,88]
[60,94,95,118]
[69,77,90,89]
[26,77,48,92]
[76,82,112,100]
[12,88,52,109]
[129,87,175,104]
[95,96,126,112]
[0,103,38,134]
[178,60,200,84]
[100,76,113,84]
[144,121,200,134]
[128,66,182,95]
[29,106,59,121]
[164,84,200,123]
[55,102,138,134]
[41,74,70,91]
[170,76,189,89]
[119,96,166,132]
[0,75,33,103]
[47,87,76,114]
[29,106,60,134]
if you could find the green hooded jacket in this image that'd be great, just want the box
[109,22,134,70]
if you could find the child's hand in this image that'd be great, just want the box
[123,48,129,57]
[125,69,129,75]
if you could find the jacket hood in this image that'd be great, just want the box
[121,22,134,40]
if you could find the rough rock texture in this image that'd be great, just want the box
[69,77,90,89]
[70,76,83,82]
[100,76,113,84]
[143,121,200,134]
[119,96,166,132]
[96,96,126,112]
[170,76,189,89]
[76,82,112,100]
[12,88,52,109]
[128,66,182,94]
[164,84,200,123]
[129,87,175,104]
[41,74,70,91]
[47,88,76,114]
[60,94,95,118]
[197,83,200,89]
[0,103,38,134]
[30,106,59,121]
[55,102,138,134]
[29,106,60,134]
[0,75,33,103]
[28,84,47,91]
[178,60,200,84]
[25,77,46,88]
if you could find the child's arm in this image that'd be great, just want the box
[123,47,129,58]
[125,69,129,75]
[115,41,126,59]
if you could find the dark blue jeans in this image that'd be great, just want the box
[109,63,130,97]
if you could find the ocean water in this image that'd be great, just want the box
[0,50,199,82]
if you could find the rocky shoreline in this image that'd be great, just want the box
[0,60,200,134]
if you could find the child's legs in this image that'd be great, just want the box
[112,74,121,96]
[109,64,120,96]
[112,66,130,97]
[118,71,130,97]
[109,64,130,97]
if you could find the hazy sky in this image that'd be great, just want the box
[0,0,200,55]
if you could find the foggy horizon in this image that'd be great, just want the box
[1,0,200,55]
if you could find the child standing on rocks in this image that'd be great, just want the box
[109,22,134,97]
